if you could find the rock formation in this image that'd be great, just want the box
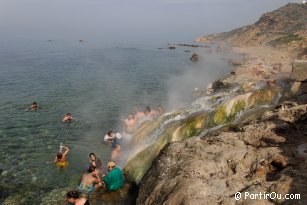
[137,101,307,205]
[134,3,307,205]
[190,53,199,61]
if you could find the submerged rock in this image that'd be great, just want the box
[190,53,199,61]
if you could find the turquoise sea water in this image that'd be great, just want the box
[0,41,235,204]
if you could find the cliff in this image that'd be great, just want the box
[195,3,307,59]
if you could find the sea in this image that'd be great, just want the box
[0,40,236,204]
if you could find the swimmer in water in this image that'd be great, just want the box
[47,145,69,167]
[63,113,73,123]
[29,102,39,111]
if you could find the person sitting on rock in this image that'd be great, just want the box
[102,162,124,191]
[89,153,103,171]
[66,190,90,205]
[88,153,108,175]
[78,165,102,194]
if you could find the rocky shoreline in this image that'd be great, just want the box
[134,4,307,203]
[137,101,307,205]
[135,42,307,204]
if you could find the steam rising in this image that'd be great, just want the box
[166,45,241,110]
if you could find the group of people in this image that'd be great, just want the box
[123,105,165,134]
[68,159,124,205]
[47,145,125,205]
[30,102,164,205]
[28,102,74,123]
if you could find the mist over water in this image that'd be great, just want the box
[0,40,239,203]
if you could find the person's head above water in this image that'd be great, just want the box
[145,106,151,114]
[107,130,113,136]
[128,113,134,119]
[31,102,38,109]
[57,152,63,159]
[87,165,97,173]
[89,153,96,161]
[67,113,71,116]
[66,190,81,203]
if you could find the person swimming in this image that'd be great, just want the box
[66,190,90,205]
[47,145,69,167]
[78,165,101,194]
[63,113,73,123]
[29,102,39,111]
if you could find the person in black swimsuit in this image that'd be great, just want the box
[66,190,90,205]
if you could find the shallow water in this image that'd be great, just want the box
[0,40,236,204]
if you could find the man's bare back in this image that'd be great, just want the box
[124,113,136,134]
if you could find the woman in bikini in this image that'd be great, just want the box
[77,165,101,194]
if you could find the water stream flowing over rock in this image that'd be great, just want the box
[124,84,283,185]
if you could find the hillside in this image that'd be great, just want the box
[196,3,307,58]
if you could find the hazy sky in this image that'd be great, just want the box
[0,0,299,44]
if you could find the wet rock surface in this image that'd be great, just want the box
[137,102,307,205]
